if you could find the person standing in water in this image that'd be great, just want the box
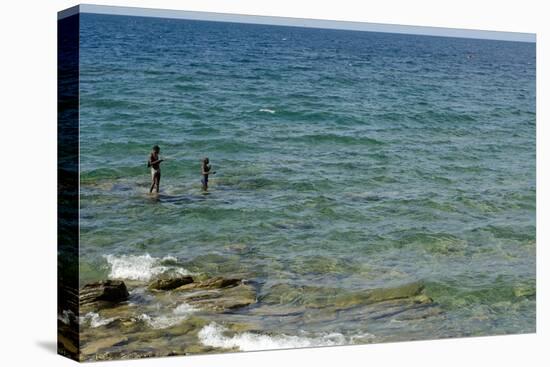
[201,157,216,191]
[148,145,164,193]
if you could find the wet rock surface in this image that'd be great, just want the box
[148,275,194,291]
[80,280,129,309]
[177,283,257,311]
[81,335,128,355]
[174,276,242,291]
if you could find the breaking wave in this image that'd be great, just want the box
[198,323,374,351]
[103,253,191,281]
[139,303,199,329]
[80,312,116,328]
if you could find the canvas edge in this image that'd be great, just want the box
[57,10,81,362]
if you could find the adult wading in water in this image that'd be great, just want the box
[148,145,164,193]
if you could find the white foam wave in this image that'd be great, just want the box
[139,303,198,329]
[139,314,179,329]
[198,323,368,352]
[259,108,276,114]
[80,312,116,328]
[174,303,198,315]
[104,254,190,281]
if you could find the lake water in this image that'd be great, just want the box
[76,13,536,357]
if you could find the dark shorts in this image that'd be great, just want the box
[201,175,208,185]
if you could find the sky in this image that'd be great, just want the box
[59,4,536,43]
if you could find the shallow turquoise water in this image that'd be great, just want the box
[77,13,536,345]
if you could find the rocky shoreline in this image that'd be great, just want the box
[59,273,440,361]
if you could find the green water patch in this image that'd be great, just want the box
[389,231,469,256]
[325,230,376,246]
[285,255,363,277]
[81,166,147,184]
[455,194,510,214]
[79,259,111,286]
[482,224,536,243]
[269,219,316,232]
[182,253,258,280]
[80,168,123,184]
[441,163,489,175]
[287,180,323,193]
[499,190,536,211]
[368,175,401,185]
[182,206,260,222]
[425,276,535,310]
[215,176,279,191]
[94,141,156,156]
[385,197,459,214]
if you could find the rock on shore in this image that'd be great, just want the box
[173,276,242,291]
[80,280,129,309]
[170,276,257,311]
[148,275,194,291]
[76,276,439,360]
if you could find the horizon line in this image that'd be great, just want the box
[58,4,536,43]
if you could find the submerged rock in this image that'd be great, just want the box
[412,294,433,304]
[366,281,425,303]
[259,284,305,305]
[224,243,248,253]
[148,275,194,291]
[212,284,257,310]
[80,280,129,308]
[173,279,257,311]
[81,335,128,356]
[94,347,168,361]
[183,344,217,355]
[174,277,242,291]
[186,284,256,312]
[261,281,430,310]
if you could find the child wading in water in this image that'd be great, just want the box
[201,157,216,191]
[148,145,164,193]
